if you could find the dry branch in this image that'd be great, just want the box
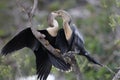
[19,0,62,58]
[112,70,120,80]
[71,56,83,80]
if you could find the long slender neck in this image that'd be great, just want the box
[63,18,73,40]
[46,19,59,37]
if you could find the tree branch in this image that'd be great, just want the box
[18,0,62,58]
[30,0,37,17]
[112,70,120,80]
[71,56,83,80]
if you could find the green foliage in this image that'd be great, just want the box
[114,39,120,46]
[65,72,76,80]
[109,15,116,31]
[0,0,7,9]
[15,49,36,76]
[0,65,13,80]
[61,0,76,9]
[0,0,119,80]
[48,1,60,11]
[85,37,103,55]
[109,14,120,31]
[97,12,112,34]
[0,29,6,37]
[85,67,112,80]
[86,4,95,12]
[116,0,120,7]
[56,17,63,28]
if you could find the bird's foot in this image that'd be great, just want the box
[38,33,46,39]
[45,40,50,46]
[63,51,75,57]
[54,49,60,53]
[53,49,61,57]
[64,56,72,64]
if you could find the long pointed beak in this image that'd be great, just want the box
[51,12,59,17]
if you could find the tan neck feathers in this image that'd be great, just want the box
[47,19,59,37]
[63,21,72,40]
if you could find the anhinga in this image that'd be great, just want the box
[1,12,71,80]
[53,10,103,66]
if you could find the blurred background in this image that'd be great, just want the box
[0,0,120,80]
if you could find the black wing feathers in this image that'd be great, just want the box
[55,29,69,53]
[72,25,103,66]
[1,27,72,80]
[48,53,71,71]
[1,28,38,55]
[35,47,71,80]
[34,49,52,80]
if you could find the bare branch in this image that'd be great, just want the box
[71,56,83,80]
[112,70,120,80]
[16,0,28,14]
[31,0,38,17]
[19,0,62,58]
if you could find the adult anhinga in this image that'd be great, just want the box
[1,12,71,80]
[53,10,103,66]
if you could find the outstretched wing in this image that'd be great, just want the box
[35,46,71,80]
[1,28,39,55]
[34,49,52,80]
[1,27,72,79]
[48,52,71,71]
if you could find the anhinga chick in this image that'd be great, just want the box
[1,12,71,80]
[53,10,103,66]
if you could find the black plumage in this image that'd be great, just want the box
[54,10,103,66]
[1,28,71,80]
[55,29,69,53]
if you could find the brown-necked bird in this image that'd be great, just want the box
[53,10,103,66]
[1,12,71,80]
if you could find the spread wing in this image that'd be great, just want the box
[1,27,72,79]
[35,44,71,80]
[34,49,52,80]
[1,28,39,55]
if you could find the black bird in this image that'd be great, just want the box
[53,10,103,66]
[1,13,71,80]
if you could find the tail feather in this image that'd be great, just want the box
[80,48,103,66]
[38,61,52,80]
[35,49,52,80]
[84,52,103,66]
[43,63,52,80]
[48,53,71,71]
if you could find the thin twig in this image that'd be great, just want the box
[31,0,37,17]
[16,0,28,14]
[103,65,115,74]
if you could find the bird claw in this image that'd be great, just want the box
[38,33,46,39]
[62,51,75,57]
[63,56,71,64]
[45,40,49,46]
[54,49,60,53]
